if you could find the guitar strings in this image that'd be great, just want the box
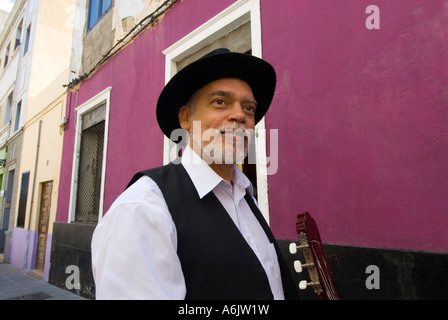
[310,240,338,300]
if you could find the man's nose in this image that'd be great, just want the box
[228,103,246,123]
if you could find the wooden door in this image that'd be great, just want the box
[35,181,52,271]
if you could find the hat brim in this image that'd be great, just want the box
[156,51,276,140]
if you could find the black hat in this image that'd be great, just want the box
[156,48,276,140]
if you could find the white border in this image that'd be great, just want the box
[68,86,112,223]
[162,0,270,223]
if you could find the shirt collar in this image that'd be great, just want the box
[180,144,254,199]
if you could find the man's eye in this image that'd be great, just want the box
[245,105,256,113]
[213,99,226,105]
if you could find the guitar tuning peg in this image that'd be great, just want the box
[299,280,308,290]
[289,242,297,254]
[293,260,303,273]
[298,280,320,291]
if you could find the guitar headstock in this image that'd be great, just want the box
[289,212,339,300]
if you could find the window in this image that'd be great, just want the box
[69,87,111,223]
[17,171,30,228]
[87,0,112,31]
[14,100,21,131]
[15,21,22,51]
[23,25,31,55]
[4,44,9,68]
[4,93,12,126]
[75,106,106,222]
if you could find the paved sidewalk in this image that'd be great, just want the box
[0,261,87,300]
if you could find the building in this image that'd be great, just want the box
[0,0,75,284]
[53,0,448,299]
[0,0,31,264]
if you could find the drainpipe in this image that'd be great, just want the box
[23,120,42,271]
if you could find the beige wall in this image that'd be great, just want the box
[26,0,75,120]
[17,94,66,235]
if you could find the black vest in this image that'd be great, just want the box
[127,163,298,300]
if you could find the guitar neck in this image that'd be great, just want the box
[291,212,339,300]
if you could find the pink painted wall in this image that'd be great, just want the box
[262,0,448,252]
[57,0,448,253]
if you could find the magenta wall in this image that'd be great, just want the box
[262,0,448,252]
[57,0,447,253]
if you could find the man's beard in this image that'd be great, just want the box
[192,123,254,165]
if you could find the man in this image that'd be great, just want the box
[91,48,298,300]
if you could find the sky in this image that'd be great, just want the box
[0,0,15,12]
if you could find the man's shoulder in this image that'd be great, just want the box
[126,163,181,190]
[120,174,162,204]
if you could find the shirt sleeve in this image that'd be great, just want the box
[91,176,186,300]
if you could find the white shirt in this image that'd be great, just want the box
[91,145,285,300]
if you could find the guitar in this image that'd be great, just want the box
[289,212,339,300]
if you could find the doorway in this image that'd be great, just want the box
[33,181,53,277]
[0,170,15,253]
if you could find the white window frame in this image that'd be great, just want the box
[162,0,271,223]
[68,87,111,223]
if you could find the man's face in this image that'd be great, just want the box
[179,78,257,164]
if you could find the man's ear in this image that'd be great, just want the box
[178,105,192,131]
